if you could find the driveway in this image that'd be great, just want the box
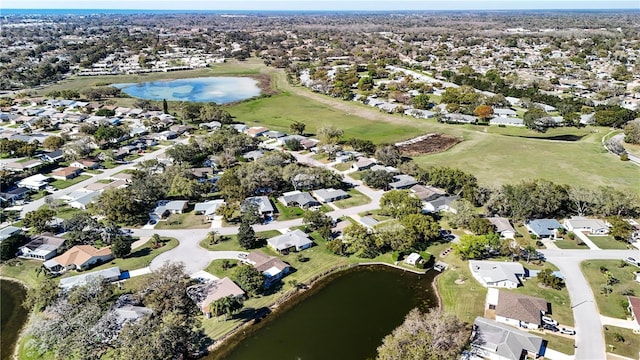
[540,249,640,359]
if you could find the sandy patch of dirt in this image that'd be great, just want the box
[396,133,462,156]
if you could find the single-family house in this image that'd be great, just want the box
[469,261,525,289]
[70,158,99,169]
[246,126,269,138]
[312,188,349,203]
[410,184,446,202]
[152,200,188,218]
[244,250,291,287]
[4,159,42,172]
[563,216,609,235]
[471,317,546,360]
[404,109,435,119]
[242,150,264,161]
[155,130,178,141]
[493,108,518,118]
[0,187,30,205]
[267,229,314,253]
[526,219,562,239]
[187,277,246,316]
[18,234,65,260]
[352,157,376,171]
[388,174,419,190]
[0,226,22,242]
[489,117,525,127]
[194,199,225,221]
[422,195,459,214]
[358,216,379,230]
[51,166,82,180]
[17,174,51,190]
[628,296,640,332]
[113,305,153,325]
[199,121,221,130]
[243,196,275,218]
[488,289,550,330]
[67,190,100,210]
[59,267,121,290]
[443,113,478,124]
[300,138,319,150]
[44,245,114,274]
[231,124,249,133]
[278,190,320,209]
[487,217,516,239]
[40,149,64,163]
[264,130,285,139]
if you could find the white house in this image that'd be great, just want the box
[267,229,313,253]
[18,234,65,261]
[472,317,546,360]
[563,216,609,235]
[487,217,516,239]
[312,188,349,203]
[469,261,525,289]
[17,174,51,190]
[59,267,121,290]
[405,253,422,266]
[152,200,188,218]
[244,250,291,287]
[194,199,225,221]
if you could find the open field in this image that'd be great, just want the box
[603,326,640,359]
[581,260,637,319]
[0,259,45,288]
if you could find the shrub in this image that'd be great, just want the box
[530,234,538,240]
[536,240,544,247]
[613,332,625,343]
[620,153,629,161]
[415,261,426,269]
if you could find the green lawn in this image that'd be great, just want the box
[588,236,630,250]
[554,239,589,249]
[273,200,305,220]
[348,171,363,180]
[199,230,282,251]
[333,161,353,171]
[153,212,211,230]
[78,237,178,273]
[581,260,637,319]
[511,277,574,326]
[0,259,45,288]
[537,333,575,355]
[53,205,85,220]
[332,188,371,209]
[603,325,640,359]
[49,175,91,190]
[358,209,393,222]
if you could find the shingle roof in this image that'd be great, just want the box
[496,291,548,325]
[473,317,544,360]
[267,229,313,251]
[469,261,524,286]
[49,245,112,268]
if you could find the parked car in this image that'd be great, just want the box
[625,257,639,267]
[541,316,558,326]
[543,323,559,332]
[560,327,576,335]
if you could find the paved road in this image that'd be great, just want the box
[540,249,640,360]
[19,138,188,217]
[603,133,640,167]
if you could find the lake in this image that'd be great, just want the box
[114,77,261,103]
[211,265,437,360]
[1,279,28,360]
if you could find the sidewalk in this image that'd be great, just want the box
[573,231,600,250]
[600,315,639,330]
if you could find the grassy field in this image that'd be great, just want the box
[537,333,575,355]
[581,260,637,319]
[199,230,281,251]
[0,259,45,288]
[333,161,353,171]
[587,236,630,250]
[603,325,640,359]
[332,188,371,209]
[154,212,211,230]
[554,239,589,250]
[49,175,91,190]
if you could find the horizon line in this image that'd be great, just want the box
[3,7,639,11]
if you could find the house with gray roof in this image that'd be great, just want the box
[312,188,349,203]
[443,113,478,124]
[18,234,65,261]
[278,190,320,209]
[489,117,525,127]
[469,261,525,289]
[68,191,100,210]
[59,267,121,290]
[410,184,446,202]
[525,219,562,239]
[113,305,153,324]
[487,217,516,239]
[422,195,459,214]
[472,317,546,360]
[0,226,22,242]
[267,229,314,253]
[493,108,518,117]
[563,216,609,235]
[243,196,275,218]
[194,199,225,221]
[388,174,419,190]
[152,200,188,218]
[358,216,379,229]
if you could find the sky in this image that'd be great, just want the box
[2,0,639,10]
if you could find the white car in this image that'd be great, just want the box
[542,316,558,326]
[625,257,639,267]
[560,327,576,335]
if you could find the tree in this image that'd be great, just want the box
[303,209,333,239]
[343,223,378,258]
[361,169,393,190]
[162,98,169,114]
[412,94,433,110]
[380,190,423,219]
[209,295,243,321]
[537,268,564,290]
[473,105,494,122]
[624,119,640,145]
[0,234,28,261]
[111,236,132,258]
[23,208,56,233]
[453,234,500,260]
[523,107,549,131]
[24,278,60,311]
[399,214,440,245]
[233,265,265,296]
[289,121,306,135]
[608,216,633,242]
[612,64,632,81]
[444,199,476,228]
[377,308,470,360]
[568,187,596,216]
[374,145,403,167]
[238,220,258,249]
[90,188,149,225]
[317,125,344,159]
[43,136,65,150]
[469,217,495,235]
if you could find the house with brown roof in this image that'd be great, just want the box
[487,288,550,330]
[18,234,65,261]
[43,245,113,274]
[243,250,291,287]
[628,296,640,332]
[70,158,100,169]
[245,126,269,138]
[51,166,82,180]
[187,277,246,316]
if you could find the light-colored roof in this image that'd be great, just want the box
[564,216,608,230]
[245,196,274,213]
[197,277,245,312]
[279,191,318,207]
[487,217,516,235]
[496,290,548,325]
[469,261,524,286]
[410,184,445,201]
[50,245,112,268]
[59,266,120,289]
[0,226,21,240]
[312,188,348,202]
[113,305,153,323]
[473,317,544,359]
[246,250,289,274]
[194,200,225,216]
[267,229,313,251]
[527,219,562,236]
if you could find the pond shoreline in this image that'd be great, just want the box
[0,276,30,360]
[204,261,437,359]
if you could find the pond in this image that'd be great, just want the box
[210,265,437,360]
[1,279,28,360]
[114,76,261,103]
